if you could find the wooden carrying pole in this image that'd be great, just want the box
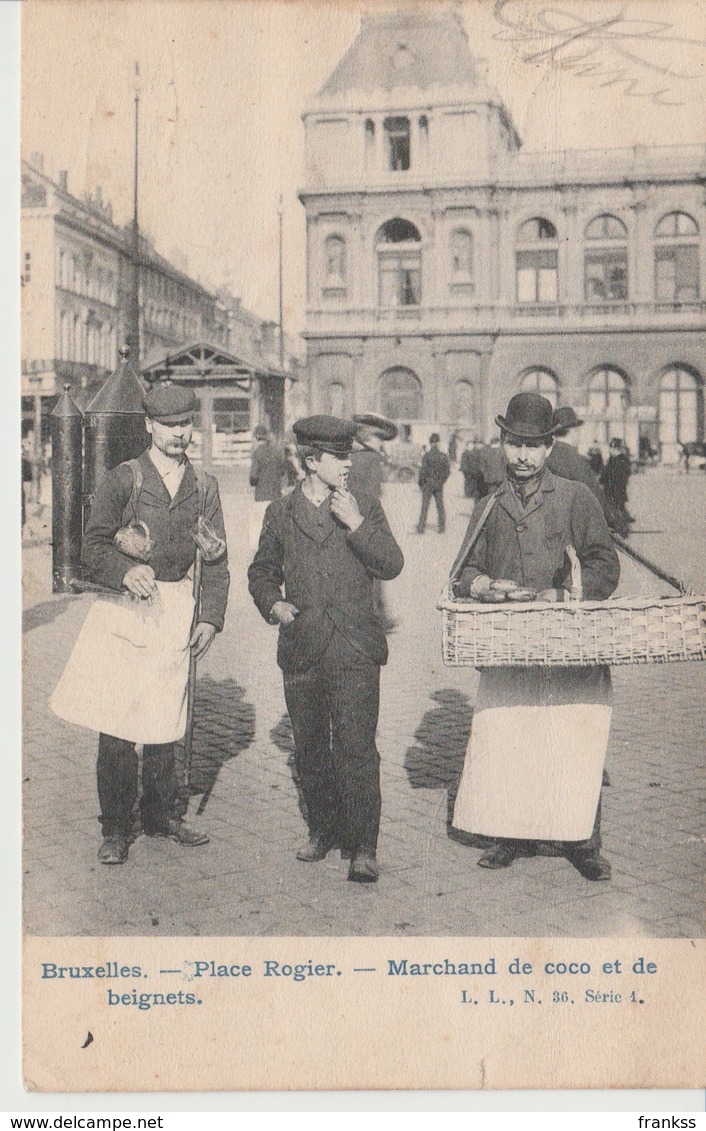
[183,550,203,788]
[612,534,687,594]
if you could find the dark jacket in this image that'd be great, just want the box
[248,484,404,673]
[418,447,450,490]
[453,470,619,601]
[479,445,506,492]
[250,442,284,502]
[548,440,611,521]
[82,451,230,630]
[348,448,385,500]
[603,452,631,506]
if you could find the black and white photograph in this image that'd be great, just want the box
[18,0,706,1092]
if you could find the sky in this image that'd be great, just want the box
[21,0,706,335]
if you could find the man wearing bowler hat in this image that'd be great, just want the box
[449,393,619,881]
[51,383,230,865]
[248,415,404,883]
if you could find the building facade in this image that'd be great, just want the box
[22,157,228,419]
[300,9,706,461]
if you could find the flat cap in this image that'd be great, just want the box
[143,383,197,423]
[292,415,358,455]
[353,413,398,442]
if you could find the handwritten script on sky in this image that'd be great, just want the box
[493,0,706,106]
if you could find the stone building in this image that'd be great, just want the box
[299,8,706,460]
[21,156,230,418]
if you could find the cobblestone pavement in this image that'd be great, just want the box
[23,467,706,938]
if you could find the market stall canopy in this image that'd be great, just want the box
[140,341,286,388]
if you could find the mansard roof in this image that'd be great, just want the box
[319,8,479,95]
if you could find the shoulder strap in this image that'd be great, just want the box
[120,458,143,525]
[448,488,501,583]
[193,465,207,516]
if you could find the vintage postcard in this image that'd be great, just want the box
[21,0,705,1092]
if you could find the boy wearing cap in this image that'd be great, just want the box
[51,383,230,865]
[449,393,619,881]
[248,414,404,883]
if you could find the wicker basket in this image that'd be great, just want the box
[438,585,706,667]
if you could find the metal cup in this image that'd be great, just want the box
[190,515,226,561]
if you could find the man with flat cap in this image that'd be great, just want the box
[449,393,619,881]
[51,383,230,865]
[348,412,397,501]
[248,414,404,883]
[349,413,398,631]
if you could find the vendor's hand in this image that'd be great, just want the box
[190,621,217,660]
[330,487,363,532]
[123,563,158,601]
[271,600,299,626]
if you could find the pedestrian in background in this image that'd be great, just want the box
[248,415,404,884]
[350,413,399,632]
[283,442,304,493]
[416,433,450,534]
[602,437,634,530]
[459,438,486,500]
[249,424,283,551]
[349,413,396,501]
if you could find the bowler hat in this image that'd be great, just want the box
[353,413,398,442]
[553,406,584,430]
[143,383,196,423]
[495,393,560,440]
[253,425,269,441]
[429,433,441,444]
[292,415,358,455]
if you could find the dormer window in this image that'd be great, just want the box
[385,117,410,171]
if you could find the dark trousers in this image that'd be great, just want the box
[494,797,603,858]
[418,485,446,533]
[97,733,176,837]
[283,631,382,856]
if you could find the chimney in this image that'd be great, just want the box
[30,151,44,173]
[58,170,68,193]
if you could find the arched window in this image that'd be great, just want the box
[451,229,473,285]
[323,235,346,287]
[379,367,423,421]
[659,367,703,450]
[587,367,630,443]
[328,381,344,416]
[519,368,559,408]
[516,218,558,303]
[584,215,628,301]
[376,219,421,307]
[655,212,699,303]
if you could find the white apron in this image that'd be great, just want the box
[50,577,194,745]
[452,666,612,841]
